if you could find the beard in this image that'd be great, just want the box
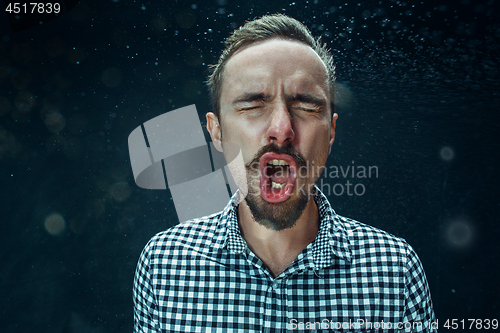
[244,144,312,231]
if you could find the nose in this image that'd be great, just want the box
[266,102,295,146]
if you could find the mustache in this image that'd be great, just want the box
[246,144,306,169]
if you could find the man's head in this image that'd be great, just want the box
[206,14,338,231]
[207,14,336,119]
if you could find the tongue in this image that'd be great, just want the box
[269,166,289,184]
[270,173,288,184]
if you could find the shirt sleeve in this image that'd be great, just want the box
[402,243,437,332]
[133,242,160,332]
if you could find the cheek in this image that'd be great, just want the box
[220,121,259,163]
[303,121,331,144]
[301,122,332,160]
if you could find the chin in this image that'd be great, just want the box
[244,179,310,231]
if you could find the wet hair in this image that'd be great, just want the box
[206,13,336,119]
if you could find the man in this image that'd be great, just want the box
[134,14,436,332]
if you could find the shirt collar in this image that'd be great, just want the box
[211,187,352,267]
[211,192,246,253]
[310,187,352,268]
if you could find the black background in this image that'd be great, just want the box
[0,0,499,332]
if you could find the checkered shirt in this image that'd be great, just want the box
[133,188,436,332]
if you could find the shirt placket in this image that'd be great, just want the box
[262,277,285,333]
[243,249,287,332]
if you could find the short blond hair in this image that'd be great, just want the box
[206,14,336,119]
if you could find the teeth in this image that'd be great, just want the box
[269,159,289,166]
[271,181,285,189]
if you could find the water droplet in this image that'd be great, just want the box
[440,146,454,161]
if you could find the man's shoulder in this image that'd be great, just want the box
[143,211,223,256]
[316,188,412,258]
[335,214,411,256]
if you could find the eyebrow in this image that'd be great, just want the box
[232,92,326,106]
[232,92,271,105]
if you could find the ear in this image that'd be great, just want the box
[329,112,338,153]
[206,112,223,152]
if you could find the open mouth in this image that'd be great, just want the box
[259,152,298,203]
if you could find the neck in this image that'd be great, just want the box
[237,197,319,277]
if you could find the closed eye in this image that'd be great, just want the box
[297,107,320,113]
[241,105,262,111]
[293,104,322,113]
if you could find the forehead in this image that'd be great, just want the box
[221,39,329,96]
